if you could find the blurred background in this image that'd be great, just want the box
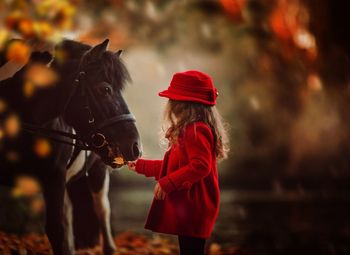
[1,0,350,254]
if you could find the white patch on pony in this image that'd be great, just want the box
[91,172,117,254]
[66,150,91,183]
[63,189,75,255]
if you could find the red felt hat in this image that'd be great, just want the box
[158,70,218,106]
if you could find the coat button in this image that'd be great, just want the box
[182,181,192,189]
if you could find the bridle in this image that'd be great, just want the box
[21,66,136,153]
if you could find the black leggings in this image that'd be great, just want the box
[178,235,206,255]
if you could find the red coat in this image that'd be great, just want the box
[135,122,220,239]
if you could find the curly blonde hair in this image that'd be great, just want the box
[162,100,229,159]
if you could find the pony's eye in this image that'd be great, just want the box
[99,86,112,96]
[105,87,111,94]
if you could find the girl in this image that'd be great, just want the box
[128,70,229,255]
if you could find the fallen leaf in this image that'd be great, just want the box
[34,138,52,158]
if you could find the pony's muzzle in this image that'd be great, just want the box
[132,142,141,159]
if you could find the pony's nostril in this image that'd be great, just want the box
[132,142,140,158]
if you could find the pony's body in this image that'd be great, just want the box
[0,39,140,254]
[65,150,116,254]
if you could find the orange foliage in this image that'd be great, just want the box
[5,150,20,162]
[0,231,239,255]
[270,1,297,41]
[269,0,317,62]
[34,138,52,158]
[5,40,31,64]
[25,64,58,88]
[0,30,9,50]
[11,176,41,198]
[18,18,36,38]
[4,1,75,40]
[0,99,7,113]
[4,114,21,138]
[220,0,246,21]
[0,232,51,255]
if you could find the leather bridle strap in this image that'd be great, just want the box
[21,122,90,150]
[96,113,136,130]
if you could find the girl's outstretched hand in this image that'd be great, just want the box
[127,161,137,171]
[154,182,166,200]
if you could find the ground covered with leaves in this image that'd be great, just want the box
[0,231,239,255]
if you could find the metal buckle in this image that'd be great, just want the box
[91,133,107,148]
[88,117,95,124]
[84,107,95,123]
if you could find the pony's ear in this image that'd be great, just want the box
[115,50,122,58]
[83,39,109,62]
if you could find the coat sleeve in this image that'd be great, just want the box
[158,123,214,194]
[135,159,163,179]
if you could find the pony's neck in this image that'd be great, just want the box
[0,60,78,125]
[31,60,79,125]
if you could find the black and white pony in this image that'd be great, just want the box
[0,39,141,254]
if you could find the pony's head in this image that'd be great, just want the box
[55,39,141,167]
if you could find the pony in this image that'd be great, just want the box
[0,39,141,254]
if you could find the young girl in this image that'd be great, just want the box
[128,70,229,255]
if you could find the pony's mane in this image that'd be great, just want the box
[86,51,130,91]
[56,39,130,91]
[56,39,91,59]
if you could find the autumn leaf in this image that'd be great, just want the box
[5,11,23,30]
[5,150,20,162]
[0,128,4,140]
[220,0,246,21]
[54,2,76,29]
[31,197,45,214]
[0,29,9,50]
[4,114,21,137]
[34,138,52,158]
[35,0,76,30]
[54,47,68,63]
[0,231,238,255]
[25,63,58,88]
[307,73,322,92]
[18,18,35,38]
[12,176,41,197]
[209,242,222,255]
[0,99,7,113]
[6,40,31,65]
[33,21,54,39]
[23,81,35,98]
[3,0,76,45]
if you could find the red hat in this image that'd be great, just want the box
[158,70,218,105]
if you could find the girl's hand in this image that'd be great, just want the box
[127,161,137,171]
[154,182,166,200]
